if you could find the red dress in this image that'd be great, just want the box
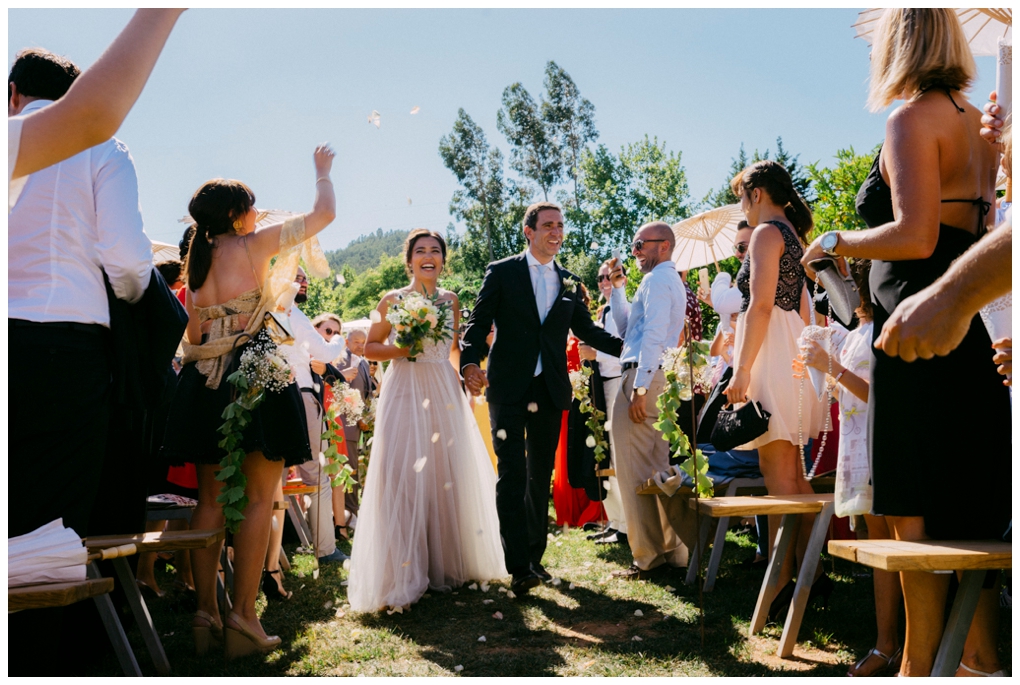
[552,337,605,527]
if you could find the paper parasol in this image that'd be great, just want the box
[670,204,745,272]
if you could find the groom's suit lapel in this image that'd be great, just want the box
[543,261,571,325]
[515,254,542,323]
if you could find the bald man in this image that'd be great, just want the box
[607,222,697,580]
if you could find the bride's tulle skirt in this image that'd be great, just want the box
[347,357,508,612]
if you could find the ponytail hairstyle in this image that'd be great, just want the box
[183,179,256,290]
[733,160,814,243]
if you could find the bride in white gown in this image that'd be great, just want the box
[347,229,507,612]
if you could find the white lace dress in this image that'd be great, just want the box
[347,337,507,612]
[978,204,1011,346]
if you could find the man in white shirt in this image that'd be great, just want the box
[283,268,349,564]
[607,222,698,580]
[9,49,153,539]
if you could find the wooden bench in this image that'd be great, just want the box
[690,493,835,658]
[85,529,225,676]
[8,577,114,612]
[829,539,1011,676]
[282,482,319,555]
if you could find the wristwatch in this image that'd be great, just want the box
[634,386,647,397]
[820,231,840,256]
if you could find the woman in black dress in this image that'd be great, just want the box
[162,145,337,658]
[801,9,1007,676]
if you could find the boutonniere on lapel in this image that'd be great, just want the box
[562,277,578,294]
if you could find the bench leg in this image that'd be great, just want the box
[286,494,315,551]
[704,515,730,592]
[111,557,171,675]
[218,546,234,612]
[749,513,796,636]
[87,563,143,677]
[778,502,834,658]
[685,516,713,586]
[931,570,985,677]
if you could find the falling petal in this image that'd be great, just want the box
[341,580,349,586]
[271,516,279,531]
[493,611,503,620]
[402,561,411,567]
[444,482,453,491]
[369,310,382,323]
[568,583,576,590]
[605,422,612,432]
[414,456,427,472]
[527,402,539,413]
[585,435,596,448]
[319,453,327,465]
[477,636,486,643]
[454,665,464,673]
[407,197,413,205]
[343,559,351,571]
[632,635,643,642]
[604,481,611,491]
[482,599,494,605]
[336,273,346,285]
[551,578,562,586]
[300,584,307,590]
[468,583,478,591]
[410,106,421,115]
[447,438,454,447]
[590,241,600,249]
[297,571,306,578]
[313,382,320,393]
[367,437,375,446]
[304,495,312,508]
[555,541,563,547]
[431,432,440,443]
[324,600,334,610]
[495,429,506,440]
[480,582,490,592]
[422,399,431,409]
[547,533,555,540]
[368,110,381,128]
[634,609,644,617]
[446,403,454,410]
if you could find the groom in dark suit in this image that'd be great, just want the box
[461,202,623,594]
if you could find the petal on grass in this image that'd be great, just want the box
[454,665,464,673]
[477,636,487,642]
[634,609,644,617]
[492,611,503,620]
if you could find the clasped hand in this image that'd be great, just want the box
[462,364,489,396]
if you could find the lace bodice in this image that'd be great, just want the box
[736,220,805,312]
[389,332,453,364]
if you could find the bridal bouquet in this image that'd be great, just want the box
[386,291,453,361]
[331,383,366,425]
[219,329,295,531]
[654,339,714,498]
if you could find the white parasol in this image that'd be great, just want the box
[343,318,373,334]
[670,204,745,272]
[853,9,1012,118]
[8,519,87,588]
[151,240,180,263]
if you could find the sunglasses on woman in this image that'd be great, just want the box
[733,242,749,256]
[320,327,338,336]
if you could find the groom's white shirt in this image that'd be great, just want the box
[524,248,561,377]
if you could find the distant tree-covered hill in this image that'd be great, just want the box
[324,228,409,273]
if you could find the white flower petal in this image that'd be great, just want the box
[480,582,490,592]
[447,438,455,447]
[527,402,539,413]
[506,590,516,599]
[493,611,503,620]
[431,432,440,443]
[632,635,643,642]
[410,106,421,115]
[477,636,486,642]
[590,241,599,249]
[319,452,327,465]
[468,583,479,590]
[664,585,676,592]
[551,578,562,586]
[634,609,643,617]
[446,403,455,410]
[324,600,334,610]
[369,310,382,323]
[304,495,312,508]
[455,601,465,607]
[498,587,507,594]
[585,435,596,448]
[341,580,349,586]
[583,562,593,568]
[454,665,464,673]
[495,429,507,440]
[413,456,427,472]
[444,482,453,491]
[335,608,345,618]
[422,399,431,409]
[402,561,411,567]
[271,516,279,531]
[482,599,494,605]
[568,583,576,590]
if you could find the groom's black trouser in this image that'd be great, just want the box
[489,374,562,577]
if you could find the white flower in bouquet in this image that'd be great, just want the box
[568,368,588,401]
[238,332,294,395]
[332,383,366,424]
[387,290,454,360]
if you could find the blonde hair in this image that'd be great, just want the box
[867,8,976,112]
[312,312,342,331]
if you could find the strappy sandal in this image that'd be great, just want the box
[957,662,1006,677]
[848,647,902,677]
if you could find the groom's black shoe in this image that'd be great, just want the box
[530,563,552,582]
[511,571,542,595]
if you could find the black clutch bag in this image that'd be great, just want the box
[710,399,771,452]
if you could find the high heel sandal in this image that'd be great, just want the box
[225,612,282,659]
[262,569,293,601]
[848,647,902,677]
[192,609,224,656]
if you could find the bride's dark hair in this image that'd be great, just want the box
[184,179,256,289]
[404,228,447,276]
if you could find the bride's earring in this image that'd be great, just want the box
[233,218,244,232]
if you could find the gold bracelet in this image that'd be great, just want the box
[316,176,332,184]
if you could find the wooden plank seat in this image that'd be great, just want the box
[9,577,114,612]
[595,468,616,478]
[85,529,225,676]
[829,539,1011,677]
[689,493,836,658]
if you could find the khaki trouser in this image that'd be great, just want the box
[611,368,698,571]
[299,392,337,557]
[602,376,627,535]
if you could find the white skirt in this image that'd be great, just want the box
[738,307,826,450]
[347,353,508,612]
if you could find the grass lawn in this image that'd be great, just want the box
[89,517,1011,676]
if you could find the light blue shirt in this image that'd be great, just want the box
[611,260,687,389]
[525,248,561,376]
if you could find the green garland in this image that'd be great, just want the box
[653,340,714,499]
[217,366,259,533]
[321,386,358,492]
[570,365,610,463]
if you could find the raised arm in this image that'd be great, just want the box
[13,9,185,179]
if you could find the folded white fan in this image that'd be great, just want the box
[799,325,831,400]
[8,519,87,588]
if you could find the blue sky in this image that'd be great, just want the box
[9,8,998,252]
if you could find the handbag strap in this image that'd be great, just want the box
[242,234,263,297]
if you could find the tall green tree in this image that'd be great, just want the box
[497,83,562,201]
[703,138,812,207]
[339,254,410,320]
[541,61,598,210]
[439,109,508,264]
[806,145,878,240]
